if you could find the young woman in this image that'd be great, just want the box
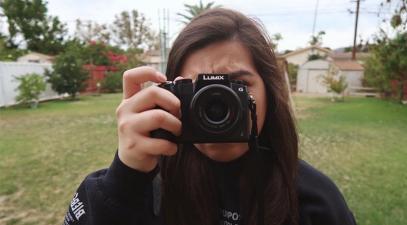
[64,8,357,225]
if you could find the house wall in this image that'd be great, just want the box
[143,55,162,72]
[338,70,364,92]
[285,49,329,66]
[297,60,330,94]
[0,62,59,107]
[297,69,328,94]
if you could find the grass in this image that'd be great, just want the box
[294,96,407,225]
[0,94,406,225]
[0,94,121,225]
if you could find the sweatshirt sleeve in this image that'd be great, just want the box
[63,152,159,225]
[298,160,357,225]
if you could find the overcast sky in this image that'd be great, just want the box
[45,0,391,51]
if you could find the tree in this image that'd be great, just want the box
[0,0,66,55]
[364,49,392,96]
[363,1,407,102]
[82,41,112,66]
[309,30,325,46]
[287,63,298,90]
[177,0,218,24]
[74,19,111,44]
[102,71,123,93]
[14,73,46,108]
[45,42,89,99]
[124,47,144,68]
[0,35,25,60]
[380,0,407,30]
[270,33,283,51]
[365,32,407,103]
[110,10,156,50]
[307,53,324,61]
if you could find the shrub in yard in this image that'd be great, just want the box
[364,32,407,103]
[287,63,298,90]
[14,73,46,108]
[45,42,89,99]
[102,71,123,93]
[322,66,348,102]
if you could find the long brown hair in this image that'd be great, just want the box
[161,8,299,225]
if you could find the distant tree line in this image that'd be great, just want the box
[0,0,160,100]
[2,0,221,103]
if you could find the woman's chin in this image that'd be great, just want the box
[194,142,249,162]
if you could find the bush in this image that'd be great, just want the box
[364,32,407,103]
[322,67,348,102]
[45,42,89,99]
[82,42,111,66]
[287,63,298,90]
[14,73,46,108]
[102,71,123,93]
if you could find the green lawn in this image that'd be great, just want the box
[0,94,406,225]
[295,96,407,225]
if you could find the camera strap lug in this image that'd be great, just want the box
[248,95,258,147]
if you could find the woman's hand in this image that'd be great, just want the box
[115,66,181,172]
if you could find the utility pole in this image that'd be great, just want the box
[158,9,170,73]
[311,0,320,38]
[352,0,360,60]
[310,0,320,56]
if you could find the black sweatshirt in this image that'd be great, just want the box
[63,150,357,225]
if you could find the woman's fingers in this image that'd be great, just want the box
[120,86,181,118]
[136,137,178,156]
[174,76,184,82]
[119,109,181,136]
[117,66,181,172]
[122,66,167,99]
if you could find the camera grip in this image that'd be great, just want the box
[150,128,177,143]
[149,81,179,143]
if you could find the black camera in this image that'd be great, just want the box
[151,74,251,143]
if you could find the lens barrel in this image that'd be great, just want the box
[190,84,241,134]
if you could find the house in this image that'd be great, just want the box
[296,59,330,94]
[17,52,54,64]
[331,60,364,93]
[328,52,370,63]
[141,50,166,72]
[0,62,60,107]
[296,59,364,94]
[281,45,331,66]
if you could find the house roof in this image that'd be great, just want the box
[329,52,370,61]
[281,45,331,58]
[300,59,330,70]
[332,60,364,71]
[18,52,55,60]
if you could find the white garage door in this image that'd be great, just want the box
[306,70,328,94]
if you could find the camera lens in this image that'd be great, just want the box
[204,99,230,124]
[190,84,241,134]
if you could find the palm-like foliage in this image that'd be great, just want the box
[177,0,218,24]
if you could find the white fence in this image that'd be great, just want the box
[0,62,60,107]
